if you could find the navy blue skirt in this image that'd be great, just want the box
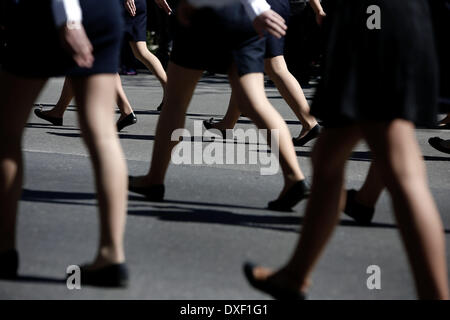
[265,0,290,58]
[123,0,147,42]
[3,0,123,77]
[170,3,265,77]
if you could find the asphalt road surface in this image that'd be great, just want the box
[1,72,449,299]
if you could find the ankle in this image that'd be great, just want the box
[282,264,311,293]
[97,246,125,265]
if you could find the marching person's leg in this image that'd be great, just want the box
[264,56,319,146]
[71,74,129,286]
[227,65,309,210]
[0,72,47,278]
[128,62,203,198]
[34,77,73,125]
[243,125,361,298]
[115,73,137,132]
[362,120,448,299]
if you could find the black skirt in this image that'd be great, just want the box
[3,0,123,77]
[170,2,265,77]
[312,0,439,127]
[123,0,147,42]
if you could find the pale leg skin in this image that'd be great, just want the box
[70,74,128,267]
[0,71,48,253]
[38,74,134,120]
[250,120,449,300]
[207,56,318,141]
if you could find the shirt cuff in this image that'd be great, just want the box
[241,0,271,21]
[52,0,83,28]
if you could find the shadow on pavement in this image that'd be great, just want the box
[1,275,66,285]
[21,189,450,233]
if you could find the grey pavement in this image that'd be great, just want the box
[1,72,449,299]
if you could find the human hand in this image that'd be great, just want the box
[252,9,287,39]
[125,0,136,16]
[59,22,94,68]
[155,0,172,15]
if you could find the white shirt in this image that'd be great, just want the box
[188,0,271,21]
[52,0,82,27]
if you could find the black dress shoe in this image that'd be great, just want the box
[0,249,19,279]
[344,189,375,225]
[428,137,450,155]
[116,113,137,132]
[268,180,310,211]
[203,118,226,138]
[128,176,165,201]
[243,263,306,300]
[292,124,321,147]
[34,108,63,126]
[78,263,129,288]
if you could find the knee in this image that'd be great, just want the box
[265,61,287,81]
[377,156,426,195]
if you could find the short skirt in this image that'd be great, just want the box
[3,0,123,77]
[123,0,147,42]
[265,0,290,58]
[170,2,265,77]
[312,0,439,127]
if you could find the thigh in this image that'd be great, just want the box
[311,126,362,172]
[361,120,426,181]
[70,74,116,136]
[0,72,47,137]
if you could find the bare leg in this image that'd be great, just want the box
[0,72,47,253]
[209,56,318,138]
[129,41,167,99]
[284,127,361,290]
[209,91,241,130]
[71,74,127,267]
[39,77,73,118]
[132,62,203,186]
[264,56,318,138]
[248,126,361,293]
[227,66,305,195]
[362,120,448,299]
[115,73,134,121]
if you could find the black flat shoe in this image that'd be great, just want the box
[34,108,63,126]
[0,249,19,279]
[203,118,226,138]
[428,137,450,155]
[243,263,305,300]
[157,102,163,111]
[116,112,137,132]
[292,124,320,147]
[128,176,165,201]
[268,180,310,211]
[344,189,375,225]
[78,263,129,288]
